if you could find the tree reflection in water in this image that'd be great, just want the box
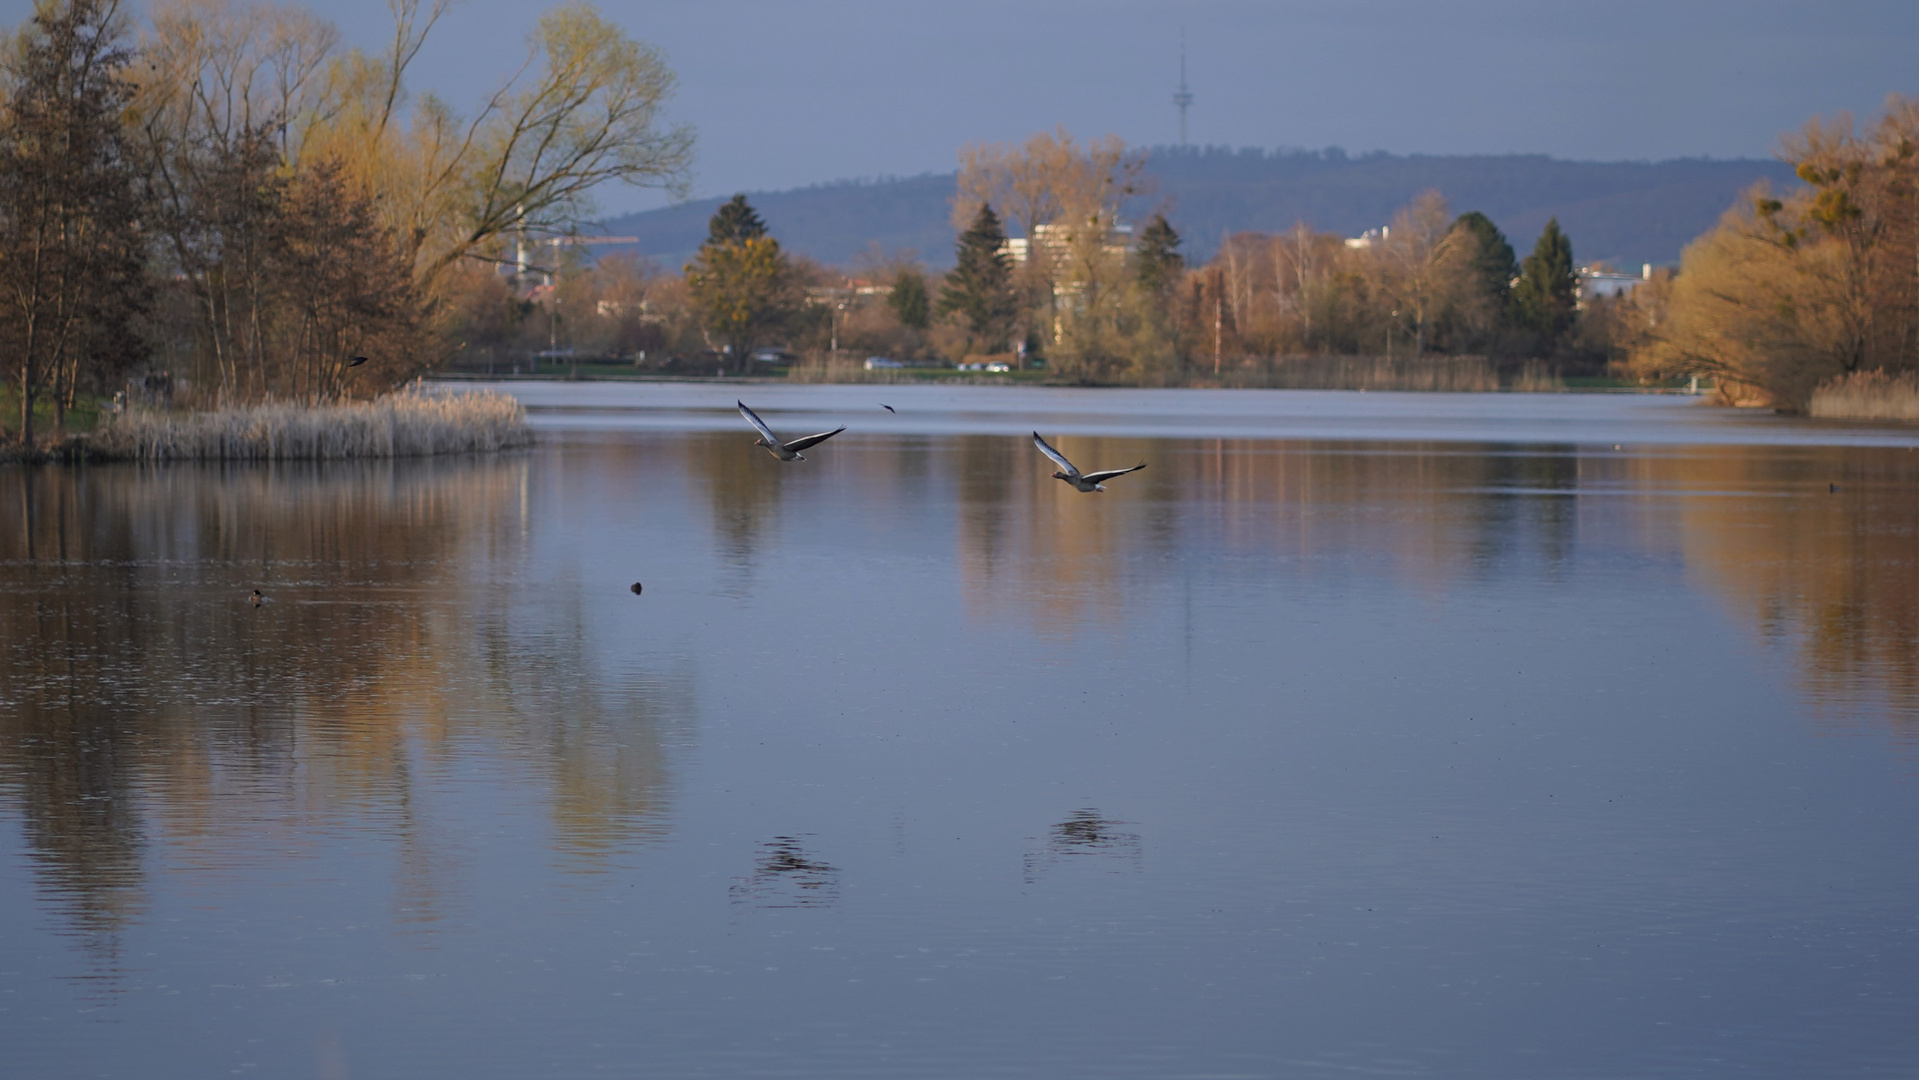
[0,456,690,973]
[943,436,1918,733]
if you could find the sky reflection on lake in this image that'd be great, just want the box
[2,389,1917,1078]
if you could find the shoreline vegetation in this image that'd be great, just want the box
[771,354,1554,391]
[4,390,529,463]
[1810,371,1919,423]
[5,3,1918,466]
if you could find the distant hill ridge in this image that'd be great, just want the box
[596,146,1798,272]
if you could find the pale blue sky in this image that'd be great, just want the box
[14,1,1919,214]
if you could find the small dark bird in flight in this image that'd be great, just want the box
[630,582,644,595]
[250,589,268,607]
[1032,432,1146,492]
[737,400,845,461]
[347,356,369,368]
[1830,483,1842,493]
[881,404,895,413]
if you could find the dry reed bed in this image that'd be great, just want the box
[90,390,532,460]
[1809,370,1919,422]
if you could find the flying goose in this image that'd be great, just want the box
[738,401,845,461]
[1032,432,1146,492]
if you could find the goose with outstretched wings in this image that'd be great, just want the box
[738,401,846,461]
[1032,432,1146,492]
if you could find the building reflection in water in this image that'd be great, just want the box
[1024,809,1143,884]
[0,456,690,969]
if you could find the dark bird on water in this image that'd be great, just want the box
[881,404,895,413]
[250,589,267,606]
[630,582,644,595]
[1032,432,1146,492]
[737,400,845,461]
[347,356,369,368]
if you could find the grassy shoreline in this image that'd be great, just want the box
[2,389,531,463]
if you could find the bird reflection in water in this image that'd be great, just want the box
[1024,809,1142,884]
[729,836,841,909]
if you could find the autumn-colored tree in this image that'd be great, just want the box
[955,128,1146,355]
[132,0,694,394]
[1375,191,1471,356]
[1630,95,1919,408]
[685,196,797,373]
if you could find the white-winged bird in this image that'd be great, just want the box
[1032,432,1146,492]
[738,401,845,461]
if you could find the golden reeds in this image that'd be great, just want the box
[1809,370,1919,422]
[89,389,532,460]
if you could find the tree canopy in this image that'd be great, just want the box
[1134,213,1184,296]
[708,194,768,246]
[887,267,931,330]
[937,203,1016,353]
[1513,218,1577,346]
[1453,211,1517,315]
[0,0,149,444]
[686,196,795,372]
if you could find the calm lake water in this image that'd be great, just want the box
[3,385,1917,1079]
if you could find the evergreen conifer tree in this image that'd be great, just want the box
[887,267,931,330]
[1512,218,1577,347]
[1133,213,1184,296]
[686,195,794,373]
[938,204,1015,352]
[1452,211,1517,317]
[707,194,767,246]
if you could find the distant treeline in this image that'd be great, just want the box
[559,130,1610,386]
[597,149,1796,272]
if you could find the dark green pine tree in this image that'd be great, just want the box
[1512,218,1577,346]
[938,203,1015,351]
[707,193,767,246]
[1452,211,1517,318]
[887,267,931,330]
[1133,213,1184,296]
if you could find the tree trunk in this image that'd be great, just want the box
[19,368,34,451]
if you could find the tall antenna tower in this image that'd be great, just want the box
[1173,32,1193,149]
